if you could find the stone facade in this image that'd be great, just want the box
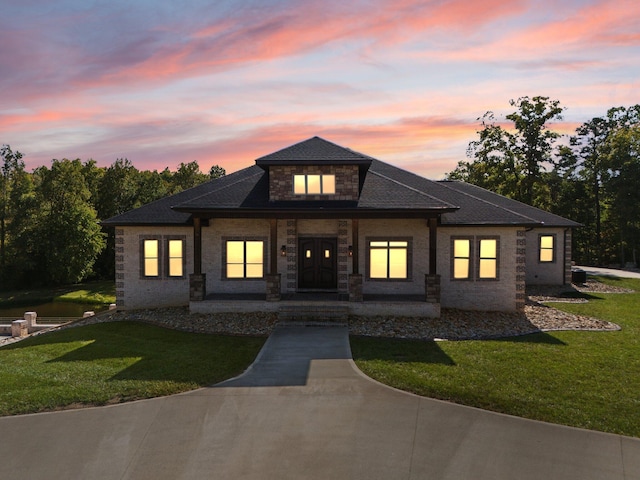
[268,165,360,201]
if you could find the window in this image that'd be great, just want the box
[226,240,264,279]
[293,174,335,195]
[478,238,498,279]
[143,239,160,277]
[369,240,409,279]
[168,239,184,277]
[539,235,555,263]
[452,238,471,279]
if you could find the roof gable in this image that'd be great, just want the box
[255,136,374,167]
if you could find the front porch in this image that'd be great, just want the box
[190,292,441,319]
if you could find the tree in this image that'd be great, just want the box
[566,105,640,264]
[24,159,105,285]
[0,144,24,275]
[171,161,208,193]
[452,96,564,208]
[96,158,139,220]
[603,124,640,266]
[209,164,226,179]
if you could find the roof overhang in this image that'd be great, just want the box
[171,206,458,220]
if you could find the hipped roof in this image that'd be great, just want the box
[103,136,579,228]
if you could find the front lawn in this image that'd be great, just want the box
[0,321,265,416]
[0,280,116,308]
[351,276,640,438]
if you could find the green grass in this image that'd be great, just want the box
[0,321,265,416]
[351,276,640,438]
[0,280,116,308]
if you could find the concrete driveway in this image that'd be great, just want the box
[1,325,638,479]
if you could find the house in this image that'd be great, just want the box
[102,137,579,318]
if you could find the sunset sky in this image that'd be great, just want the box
[2,0,639,179]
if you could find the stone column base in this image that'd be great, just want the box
[11,320,28,338]
[349,274,363,302]
[266,274,281,302]
[189,273,206,301]
[425,274,441,303]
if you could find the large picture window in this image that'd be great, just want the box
[293,174,335,195]
[368,239,409,279]
[226,240,264,279]
[539,234,555,263]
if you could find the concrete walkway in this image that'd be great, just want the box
[1,325,638,479]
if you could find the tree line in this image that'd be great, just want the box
[448,96,640,268]
[0,151,224,289]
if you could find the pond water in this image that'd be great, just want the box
[0,302,108,321]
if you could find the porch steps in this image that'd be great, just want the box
[278,304,350,325]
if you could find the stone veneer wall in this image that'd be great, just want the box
[285,219,297,291]
[115,228,125,307]
[515,229,526,311]
[269,165,360,201]
[564,229,572,285]
[338,220,349,293]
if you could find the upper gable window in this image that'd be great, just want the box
[293,174,335,195]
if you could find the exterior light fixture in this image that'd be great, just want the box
[281,245,287,257]
[348,245,353,257]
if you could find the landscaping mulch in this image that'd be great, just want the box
[1,280,625,346]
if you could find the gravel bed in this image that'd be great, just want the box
[1,280,626,345]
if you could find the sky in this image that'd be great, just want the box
[1,0,639,179]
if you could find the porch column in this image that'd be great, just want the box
[428,217,437,275]
[190,216,206,301]
[266,218,281,301]
[349,219,363,302]
[426,217,440,303]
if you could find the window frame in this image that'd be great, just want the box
[538,234,556,263]
[450,236,474,281]
[292,174,336,195]
[222,237,267,280]
[166,236,187,278]
[365,237,412,282]
[140,236,162,279]
[476,236,500,281]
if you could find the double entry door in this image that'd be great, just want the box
[298,237,338,290]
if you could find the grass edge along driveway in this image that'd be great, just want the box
[351,276,640,438]
[0,321,265,417]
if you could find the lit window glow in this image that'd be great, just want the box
[369,240,408,279]
[226,240,264,278]
[143,239,159,277]
[539,235,554,262]
[453,239,471,279]
[478,239,498,279]
[168,239,183,277]
[292,174,336,195]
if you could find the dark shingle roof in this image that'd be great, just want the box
[435,181,580,227]
[102,137,579,228]
[255,136,374,166]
